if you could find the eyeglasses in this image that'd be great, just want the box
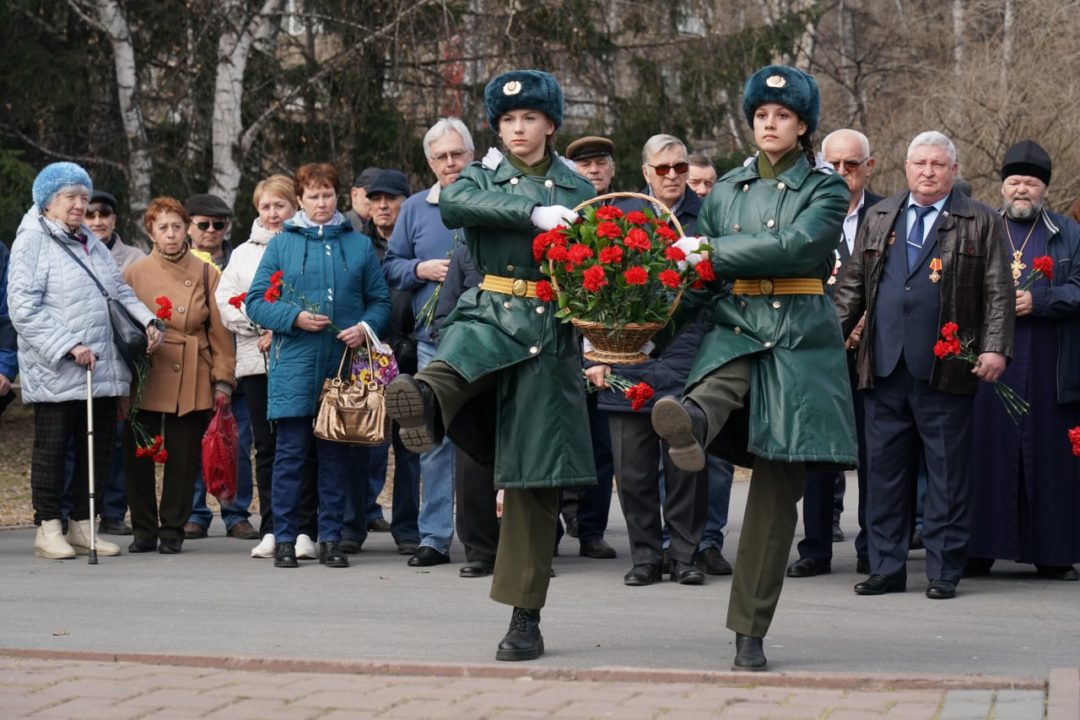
[648,162,689,177]
[194,220,228,232]
[85,208,114,219]
[828,159,867,172]
[430,150,470,164]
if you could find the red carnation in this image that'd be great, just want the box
[624,381,655,411]
[270,270,284,285]
[624,228,651,252]
[264,285,281,303]
[228,292,247,310]
[1069,426,1080,457]
[599,246,623,265]
[535,280,555,303]
[941,322,959,340]
[659,269,681,288]
[153,450,168,464]
[155,296,172,321]
[626,211,649,225]
[582,265,608,292]
[533,233,550,262]
[547,245,569,263]
[694,259,716,282]
[1032,255,1054,281]
[664,246,686,262]
[624,266,648,285]
[594,206,624,221]
[567,244,594,266]
[596,221,622,240]
[655,224,677,242]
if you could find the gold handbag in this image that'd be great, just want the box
[313,346,390,445]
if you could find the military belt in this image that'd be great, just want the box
[731,278,824,296]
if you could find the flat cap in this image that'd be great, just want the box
[90,190,118,209]
[353,167,382,189]
[365,169,410,197]
[184,193,233,218]
[566,136,615,162]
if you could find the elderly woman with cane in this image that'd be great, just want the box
[8,162,162,559]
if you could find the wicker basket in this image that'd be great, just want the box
[561,192,684,365]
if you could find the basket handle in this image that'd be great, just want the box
[571,191,686,239]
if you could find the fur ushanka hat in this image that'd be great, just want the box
[484,70,564,132]
[32,161,93,209]
[742,65,821,135]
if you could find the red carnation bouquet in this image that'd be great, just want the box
[1068,426,1080,457]
[127,295,172,464]
[534,193,714,364]
[933,322,1029,424]
[582,371,655,411]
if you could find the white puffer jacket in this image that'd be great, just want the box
[8,207,156,402]
[216,218,276,378]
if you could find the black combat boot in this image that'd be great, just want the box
[732,632,767,671]
[495,607,544,661]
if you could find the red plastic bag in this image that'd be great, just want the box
[202,395,238,506]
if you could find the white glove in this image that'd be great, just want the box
[531,204,578,231]
[673,236,707,270]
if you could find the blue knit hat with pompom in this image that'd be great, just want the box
[32,161,93,209]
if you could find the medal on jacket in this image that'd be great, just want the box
[929,257,942,283]
[827,249,841,285]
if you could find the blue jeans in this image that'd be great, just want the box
[188,394,254,530]
[697,455,733,551]
[272,416,354,542]
[417,340,455,554]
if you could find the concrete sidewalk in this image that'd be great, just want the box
[1,477,1077,718]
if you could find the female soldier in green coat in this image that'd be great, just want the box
[651,65,856,671]
[387,70,596,661]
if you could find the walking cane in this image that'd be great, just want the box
[85,365,98,565]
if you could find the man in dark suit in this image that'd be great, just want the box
[787,128,881,578]
[834,131,1013,600]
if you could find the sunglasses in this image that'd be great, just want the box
[194,220,228,231]
[85,208,114,219]
[649,162,689,177]
[829,159,866,171]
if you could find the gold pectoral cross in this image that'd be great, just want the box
[1011,250,1026,286]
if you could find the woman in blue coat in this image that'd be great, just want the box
[246,163,390,570]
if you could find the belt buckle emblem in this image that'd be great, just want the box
[759,279,774,295]
[512,279,528,297]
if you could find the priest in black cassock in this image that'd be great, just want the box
[967,140,1080,581]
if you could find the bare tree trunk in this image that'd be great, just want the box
[1002,0,1014,93]
[952,0,966,79]
[94,0,153,225]
[208,0,285,209]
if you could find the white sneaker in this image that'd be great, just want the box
[295,533,317,559]
[67,519,121,556]
[35,519,75,559]
[251,533,276,558]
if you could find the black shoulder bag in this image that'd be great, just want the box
[40,217,149,374]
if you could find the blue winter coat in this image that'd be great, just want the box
[245,214,391,420]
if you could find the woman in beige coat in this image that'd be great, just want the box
[123,196,236,554]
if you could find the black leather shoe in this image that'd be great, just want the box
[99,518,133,536]
[460,561,494,578]
[1036,564,1080,581]
[854,571,907,595]
[319,541,349,568]
[127,538,156,553]
[157,538,183,554]
[786,557,831,578]
[386,375,438,454]
[925,579,957,599]
[408,546,450,567]
[367,517,391,532]
[623,563,663,586]
[732,633,767,671]
[274,541,298,568]
[910,528,924,550]
[832,524,845,542]
[651,396,708,472]
[338,538,362,555]
[495,607,544,661]
[579,536,616,559]
[694,547,732,575]
[856,557,870,575]
[397,542,420,556]
[670,560,705,585]
[564,515,579,539]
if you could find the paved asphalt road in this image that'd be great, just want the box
[1,476,1077,678]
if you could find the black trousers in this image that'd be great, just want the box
[609,412,707,565]
[454,445,499,565]
[125,409,208,542]
[31,398,117,523]
[240,374,274,537]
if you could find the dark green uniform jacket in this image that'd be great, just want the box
[691,153,858,467]
[438,149,597,489]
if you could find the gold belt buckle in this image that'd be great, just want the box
[512,279,528,297]
[759,279,774,295]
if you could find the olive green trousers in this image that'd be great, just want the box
[686,357,805,638]
[416,362,559,609]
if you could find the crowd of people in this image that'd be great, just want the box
[1,62,1078,672]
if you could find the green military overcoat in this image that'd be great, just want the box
[438,149,597,489]
[690,154,858,467]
